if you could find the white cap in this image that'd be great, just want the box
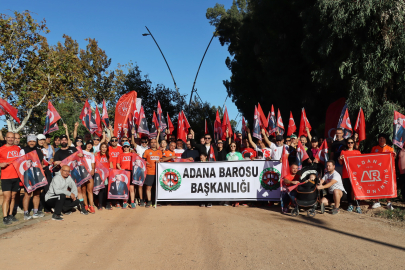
[37,134,46,140]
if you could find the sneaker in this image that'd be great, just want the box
[106,203,113,210]
[3,217,12,225]
[98,207,103,211]
[88,206,96,214]
[80,208,89,215]
[355,207,362,214]
[223,201,230,206]
[52,214,64,221]
[116,204,122,209]
[122,203,128,209]
[234,202,240,207]
[139,200,145,207]
[85,205,89,211]
[8,215,18,222]
[33,211,45,218]
[130,203,136,209]
[332,208,339,215]
[63,211,72,215]
[371,202,381,209]
[282,207,289,214]
[386,203,394,210]
[347,204,354,212]
[207,203,212,208]
[200,204,205,207]
[24,212,33,220]
[145,202,152,208]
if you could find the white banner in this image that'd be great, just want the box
[156,160,281,201]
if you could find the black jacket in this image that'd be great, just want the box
[190,139,218,160]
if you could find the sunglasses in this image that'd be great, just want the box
[286,140,291,142]
[111,139,118,142]
[141,141,147,144]
[217,142,223,144]
[123,146,130,148]
[205,138,211,140]
[230,145,236,148]
[93,138,100,141]
[122,140,128,142]
[77,140,83,143]
[347,142,354,144]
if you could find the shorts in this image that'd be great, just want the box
[144,175,156,186]
[325,190,347,202]
[1,178,21,192]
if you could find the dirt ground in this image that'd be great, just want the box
[0,205,404,270]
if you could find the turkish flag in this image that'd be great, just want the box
[354,108,366,142]
[287,111,296,136]
[102,99,110,128]
[325,98,346,138]
[280,145,290,179]
[205,119,209,135]
[0,98,20,123]
[94,160,109,192]
[107,169,131,200]
[298,108,311,138]
[344,153,397,200]
[339,108,353,139]
[167,113,174,134]
[181,111,190,133]
[314,140,329,164]
[157,101,167,132]
[277,109,284,135]
[177,112,187,143]
[257,103,268,129]
[209,145,216,161]
[296,141,309,169]
[221,106,233,140]
[12,151,47,193]
[114,91,137,139]
[214,110,222,141]
[267,105,276,135]
[44,101,61,134]
[60,152,91,187]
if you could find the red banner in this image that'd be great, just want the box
[60,152,91,187]
[12,151,47,192]
[94,160,109,192]
[114,91,137,140]
[344,153,397,200]
[132,154,147,186]
[108,169,131,200]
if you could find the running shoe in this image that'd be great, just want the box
[106,203,113,210]
[355,207,362,214]
[122,203,128,209]
[282,207,289,214]
[24,212,33,220]
[145,202,152,208]
[332,208,339,215]
[207,203,212,208]
[8,215,18,222]
[139,200,145,207]
[88,206,96,214]
[3,217,12,225]
[52,214,64,221]
[371,202,381,209]
[347,204,354,212]
[200,204,205,207]
[85,205,89,211]
[234,202,240,207]
[98,207,103,211]
[80,208,89,215]
[223,202,230,206]
[116,204,122,209]
[386,203,394,210]
[130,203,136,209]
[33,211,45,218]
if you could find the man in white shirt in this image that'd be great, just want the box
[135,137,149,158]
[246,128,272,160]
[174,139,185,158]
[262,133,289,161]
[317,160,346,215]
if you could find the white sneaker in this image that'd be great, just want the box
[386,203,394,210]
[371,202,381,209]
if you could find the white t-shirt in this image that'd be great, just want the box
[82,150,95,172]
[136,145,148,158]
[255,146,272,160]
[174,148,185,158]
[93,144,101,153]
[322,171,346,194]
[270,144,288,160]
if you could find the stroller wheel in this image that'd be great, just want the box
[291,208,299,217]
[307,209,316,217]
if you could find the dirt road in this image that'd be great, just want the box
[0,206,404,269]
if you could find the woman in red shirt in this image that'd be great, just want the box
[95,143,111,210]
[117,142,134,209]
[339,137,361,213]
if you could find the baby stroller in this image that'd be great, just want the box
[290,165,320,217]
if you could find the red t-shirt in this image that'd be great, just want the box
[241,147,257,159]
[341,150,362,179]
[0,145,20,179]
[282,174,296,187]
[109,146,123,169]
[95,152,110,169]
[117,152,133,170]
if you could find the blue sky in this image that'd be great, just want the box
[2,0,242,130]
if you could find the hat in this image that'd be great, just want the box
[311,136,318,142]
[378,133,388,140]
[290,134,297,139]
[60,135,68,140]
[86,140,94,145]
[276,135,283,141]
[37,134,46,140]
[76,135,83,140]
[27,134,37,142]
[123,142,130,147]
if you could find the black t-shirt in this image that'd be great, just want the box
[53,147,77,172]
[21,147,44,162]
[181,149,200,161]
[331,139,346,163]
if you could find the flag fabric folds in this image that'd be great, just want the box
[354,108,366,142]
[44,101,61,134]
[287,111,296,136]
[0,98,20,123]
[298,108,311,138]
[253,106,262,140]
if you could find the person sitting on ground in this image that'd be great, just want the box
[317,160,347,215]
[45,165,80,221]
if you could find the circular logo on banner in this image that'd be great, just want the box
[159,169,182,192]
[259,167,280,191]
[118,102,130,116]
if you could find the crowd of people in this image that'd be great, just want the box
[0,121,404,224]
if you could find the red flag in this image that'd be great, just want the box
[157,101,167,132]
[257,103,268,129]
[60,152,91,187]
[241,116,247,140]
[267,105,276,135]
[152,111,159,130]
[107,169,131,200]
[177,112,187,142]
[209,145,216,161]
[339,108,353,138]
[149,111,159,138]
[344,153,396,200]
[12,151,47,193]
[214,110,222,141]
[281,146,290,180]
[167,113,174,134]
[277,109,284,135]
[114,91,137,139]
[44,101,61,134]
[221,106,233,140]
[287,111,296,136]
[354,108,366,142]
[137,106,149,136]
[94,105,103,137]
[298,108,311,138]
[314,140,329,164]
[205,119,209,135]
[101,99,110,128]
[181,111,190,131]
[296,141,309,169]
[0,98,20,123]
[325,98,346,138]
